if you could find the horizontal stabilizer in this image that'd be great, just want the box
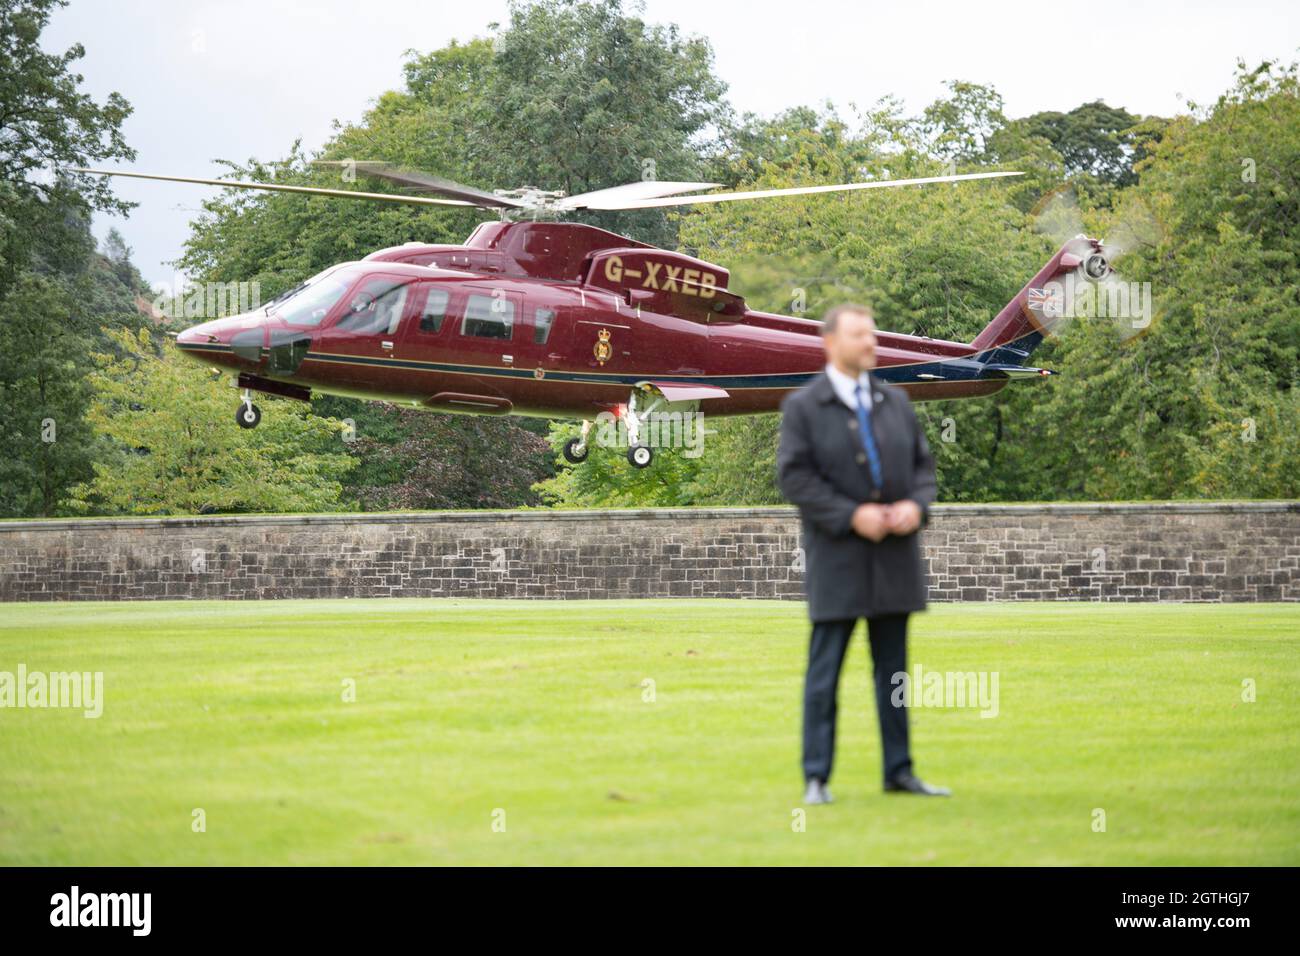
[644,382,731,402]
[981,364,1057,380]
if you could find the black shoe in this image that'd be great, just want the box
[884,771,951,796]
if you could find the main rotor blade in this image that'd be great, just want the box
[590,170,1025,209]
[559,180,724,210]
[64,167,479,207]
[312,161,526,208]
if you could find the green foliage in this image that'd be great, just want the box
[1021,59,1300,500]
[0,1,144,516]
[8,0,1294,514]
[70,328,356,515]
[178,0,730,283]
[920,80,1010,164]
[685,414,785,505]
[1001,100,1147,187]
[1184,385,1300,499]
[0,0,135,298]
[335,401,556,510]
[673,61,1300,506]
[0,273,96,515]
[532,420,701,506]
[486,0,728,244]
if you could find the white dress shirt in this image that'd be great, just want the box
[824,363,874,411]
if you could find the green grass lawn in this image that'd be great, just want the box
[1,600,1296,866]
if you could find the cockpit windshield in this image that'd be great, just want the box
[270,273,353,326]
[262,265,339,311]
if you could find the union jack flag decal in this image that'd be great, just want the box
[1026,286,1063,317]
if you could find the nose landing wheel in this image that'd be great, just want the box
[236,390,261,429]
[627,444,653,468]
[562,419,593,464]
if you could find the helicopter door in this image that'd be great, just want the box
[510,301,564,374]
[318,275,412,390]
[397,281,453,365]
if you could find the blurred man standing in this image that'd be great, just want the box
[777,303,949,804]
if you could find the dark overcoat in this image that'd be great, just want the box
[776,370,938,622]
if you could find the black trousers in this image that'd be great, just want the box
[802,614,912,784]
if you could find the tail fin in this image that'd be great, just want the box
[969,237,1105,371]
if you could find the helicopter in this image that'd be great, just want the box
[68,163,1114,468]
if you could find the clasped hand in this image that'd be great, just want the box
[851,500,922,542]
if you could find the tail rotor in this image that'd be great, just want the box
[1030,187,1164,342]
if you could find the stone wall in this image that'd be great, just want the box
[0,502,1296,603]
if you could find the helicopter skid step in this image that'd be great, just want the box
[423,392,513,415]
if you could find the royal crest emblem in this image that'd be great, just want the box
[593,328,613,365]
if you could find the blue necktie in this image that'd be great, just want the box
[855,383,883,487]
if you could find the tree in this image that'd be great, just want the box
[0,0,140,516]
[485,0,728,244]
[1003,101,1147,187]
[919,81,1008,164]
[0,0,134,298]
[0,273,96,515]
[1010,60,1300,500]
[179,0,730,287]
[71,328,356,515]
[346,405,554,510]
[532,419,703,506]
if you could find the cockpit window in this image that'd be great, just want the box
[334,277,411,336]
[263,265,343,310]
[272,275,351,327]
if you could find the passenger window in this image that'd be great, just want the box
[534,307,555,345]
[335,277,409,335]
[419,288,450,333]
[462,293,514,340]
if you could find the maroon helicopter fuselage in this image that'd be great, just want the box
[177,220,1072,418]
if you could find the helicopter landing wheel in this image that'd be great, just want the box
[627,444,653,468]
[562,437,588,464]
[236,401,261,429]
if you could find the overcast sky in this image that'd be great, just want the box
[45,0,1300,288]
